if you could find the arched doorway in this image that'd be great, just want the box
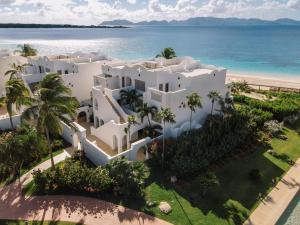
[125,76,132,86]
[77,111,87,123]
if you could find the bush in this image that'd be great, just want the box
[106,157,147,198]
[264,120,283,137]
[32,157,147,198]
[248,169,261,181]
[195,172,219,196]
[169,112,256,176]
[224,199,250,225]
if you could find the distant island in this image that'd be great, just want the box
[0,23,128,28]
[100,17,300,26]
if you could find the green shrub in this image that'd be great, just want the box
[248,169,261,181]
[224,199,249,225]
[106,157,147,198]
[89,167,112,192]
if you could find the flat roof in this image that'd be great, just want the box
[181,68,214,77]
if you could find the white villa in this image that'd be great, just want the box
[0,51,229,165]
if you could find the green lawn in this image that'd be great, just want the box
[23,122,300,225]
[0,220,80,225]
[138,122,300,225]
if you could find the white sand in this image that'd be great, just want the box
[227,72,300,89]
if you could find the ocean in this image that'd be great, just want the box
[0,26,300,77]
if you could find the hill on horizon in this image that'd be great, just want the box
[100,17,300,26]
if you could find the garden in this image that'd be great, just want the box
[23,87,300,225]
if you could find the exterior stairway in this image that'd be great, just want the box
[104,96,126,124]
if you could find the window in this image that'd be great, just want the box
[159,84,163,91]
[165,83,169,92]
[57,70,62,75]
[45,68,50,73]
[65,70,69,74]
[135,79,145,92]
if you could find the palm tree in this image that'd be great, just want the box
[5,62,31,80]
[28,73,79,169]
[156,48,176,59]
[5,78,32,129]
[14,44,37,57]
[137,103,158,127]
[158,107,175,169]
[207,91,220,115]
[120,89,142,111]
[186,92,202,130]
[124,115,137,149]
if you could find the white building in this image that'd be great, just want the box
[0,52,229,165]
[90,56,229,157]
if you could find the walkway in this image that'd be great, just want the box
[244,158,300,225]
[0,151,170,225]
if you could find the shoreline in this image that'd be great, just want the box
[227,72,300,89]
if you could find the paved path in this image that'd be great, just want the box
[21,150,71,187]
[244,159,300,225]
[0,151,171,225]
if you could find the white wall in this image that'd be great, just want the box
[61,121,79,147]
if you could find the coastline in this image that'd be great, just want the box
[227,72,300,89]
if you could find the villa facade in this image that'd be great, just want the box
[0,52,229,165]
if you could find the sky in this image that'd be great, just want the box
[0,0,300,25]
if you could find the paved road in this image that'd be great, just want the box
[244,159,300,225]
[0,150,171,225]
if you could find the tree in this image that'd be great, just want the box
[197,172,219,196]
[124,115,137,149]
[156,48,177,59]
[28,73,79,169]
[158,107,176,169]
[137,103,158,127]
[0,125,46,183]
[120,89,142,111]
[5,63,31,80]
[208,90,220,115]
[14,44,37,57]
[5,78,32,129]
[230,81,250,94]
[186,92,202,130]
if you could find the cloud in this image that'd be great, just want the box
[287,0,300,9]
[127,0,136,4]
[0,0,299,25]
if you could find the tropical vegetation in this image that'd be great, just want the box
[120,88,142,111]
[26,73,79,169]
[4,78,32,129]
[14,44,37,57]
[156,47,177,59]
[31,156,147,199]
[4,62,31,80]
[186,92,202,130]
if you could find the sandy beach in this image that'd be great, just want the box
[227,72,300,89]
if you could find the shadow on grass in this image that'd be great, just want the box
[143,144,287,225]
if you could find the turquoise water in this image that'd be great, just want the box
[0,26,300,77]
[276,190,300,225]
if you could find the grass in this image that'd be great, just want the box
[22,121,300,225]
[0,220,81,225]
[139,121,300,225]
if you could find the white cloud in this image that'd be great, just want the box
[0,0,299,24]
[127,0,136,4]
[287,0,300,9]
